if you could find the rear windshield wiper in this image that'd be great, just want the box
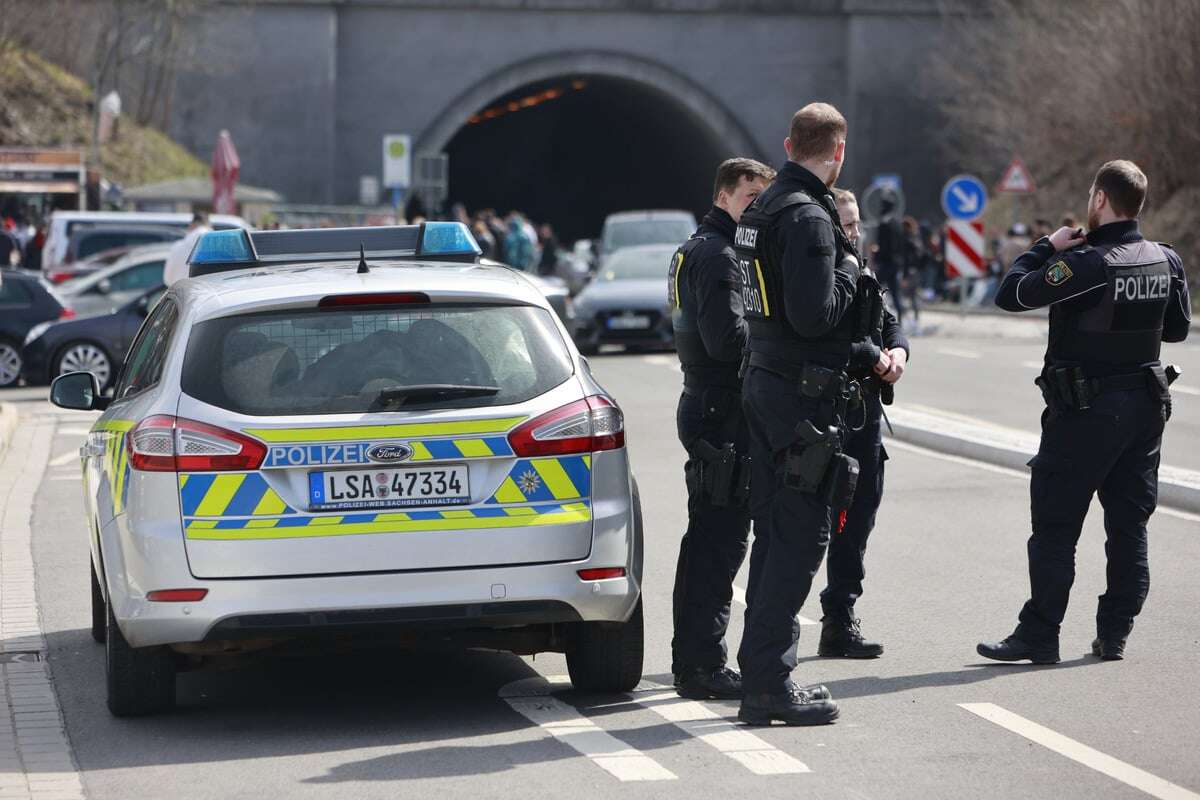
[369,384,501,411]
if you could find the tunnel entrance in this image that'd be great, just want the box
[445,75,734,244]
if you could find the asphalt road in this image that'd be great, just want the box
[6,339,1196,799]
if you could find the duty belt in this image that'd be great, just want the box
[1036,365,1178,414]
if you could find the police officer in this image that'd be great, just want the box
[979,160,1191,664]
[733,103,882,725]
[669,158,775,699]
[817,188,908,659]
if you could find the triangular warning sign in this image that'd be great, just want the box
[996,157,1036,194]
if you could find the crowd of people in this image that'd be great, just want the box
[0,212,46,270]
[449,203,562,276]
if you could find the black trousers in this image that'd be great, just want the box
[1014,388,1165,645]
[670,388,751,674]
[820,393,886,622]
[736,366,838,695]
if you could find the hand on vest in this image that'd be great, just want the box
[1049,226,1086,252]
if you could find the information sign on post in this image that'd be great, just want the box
[382,134,412,189]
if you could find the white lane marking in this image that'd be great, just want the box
[731,584,819,626]
[46,475,80,482]
[934,346,981,360]
[56,427,92,436]
[1171,383,1200,397]
[48,451,79,467]
[884,438,1200,523]
[642,354,676,367]
[960,703,1200,800]
[633,681,809,775]
[1021,360,1046,370]
[500,676,676,782]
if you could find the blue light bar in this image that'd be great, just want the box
[420,221,482,257]
[189,228,255,266]
[186,222,481,277]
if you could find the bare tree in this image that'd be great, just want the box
[934,0,1200,211]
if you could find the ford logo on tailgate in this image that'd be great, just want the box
[366,444,414,463]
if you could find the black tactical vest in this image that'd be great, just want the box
[1049,239,1171,367]
[668,234,740,385]
[733,190,881,357]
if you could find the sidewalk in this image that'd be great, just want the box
[0,407,85,800]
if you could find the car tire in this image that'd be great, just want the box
[90,560,106,644]
[55,341,113,389]
[566,599,644,693]
[0,337,21,388]
[105,600,175,717]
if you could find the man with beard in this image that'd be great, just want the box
[732,103,882,725]
[979,160,1191,664]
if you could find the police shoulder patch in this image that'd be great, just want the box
[1045,260,1074,286]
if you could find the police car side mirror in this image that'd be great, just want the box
[97,278,112,295]
[50,371,110,411]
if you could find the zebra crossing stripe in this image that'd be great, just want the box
[500,676,677,782]
[633,681,810,775]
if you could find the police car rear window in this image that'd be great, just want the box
[181,304,573,416]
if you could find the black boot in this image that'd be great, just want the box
[818,617,883,658]
[977,635,1060,664]
[738,683,839,726]
[1091,637,1126,661]
[674,666,743,700]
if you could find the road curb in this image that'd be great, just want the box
[884,406,1200,515]
[0,402,16,455]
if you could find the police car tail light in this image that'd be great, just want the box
[128,415,267,472]
[508,395,624,456]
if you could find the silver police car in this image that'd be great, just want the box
[51,223,643,716]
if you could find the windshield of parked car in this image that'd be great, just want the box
[601,247,673,281]
[602,219,693,253]
[182,304,574,415]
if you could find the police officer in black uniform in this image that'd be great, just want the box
[979,160,1191,664]
[669,158,775,699]
[733,103,882,725]
[817,188,909,659]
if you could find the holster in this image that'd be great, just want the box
[1148,364,1178,422]
[688,439,751,508]
[781,420,860,508]
[685,387,751,508]
[1036,364,1091,414]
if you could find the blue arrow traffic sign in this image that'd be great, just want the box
[941,174,988,221]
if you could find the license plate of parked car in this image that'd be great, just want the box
[607,314,651,330]
[309,465,470,510]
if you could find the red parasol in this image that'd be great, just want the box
[211,130,240,215]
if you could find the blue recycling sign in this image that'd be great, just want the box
[941,174,988,221]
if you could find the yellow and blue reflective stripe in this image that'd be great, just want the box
[486,455,591,504]
[179,473,296,517]
[243,417,526,444]
[183,500,591,540]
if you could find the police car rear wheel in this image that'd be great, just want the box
[90,560,105,644]
[105,602,175,716]
[566,598,644,692]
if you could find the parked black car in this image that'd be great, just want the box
[0,269,73,388]
[21,285,164,389]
